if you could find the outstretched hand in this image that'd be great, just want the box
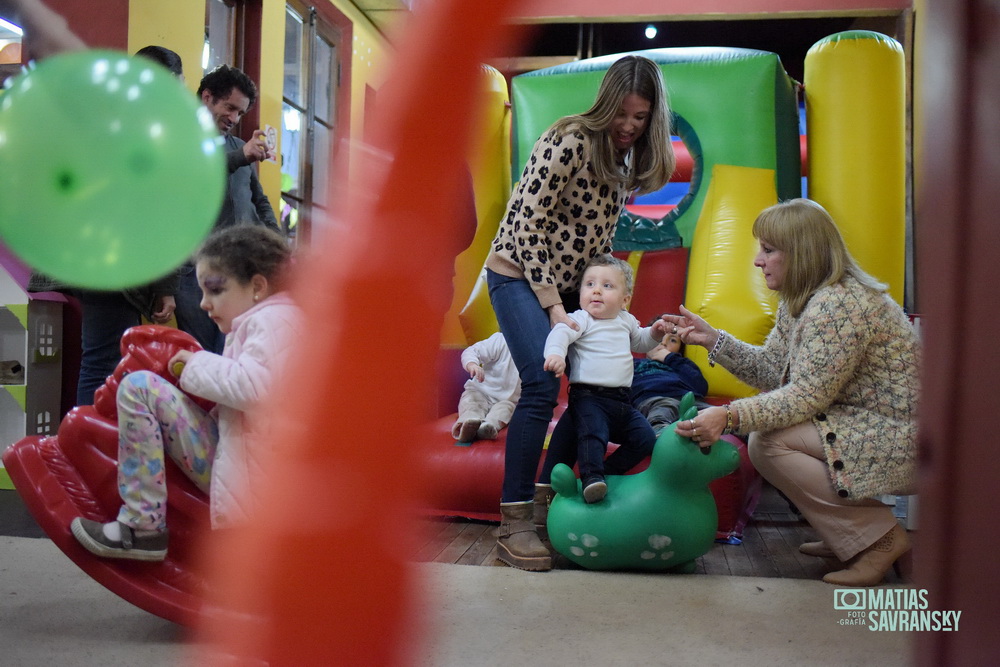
[661,304,719,350]
[649,317,669,341]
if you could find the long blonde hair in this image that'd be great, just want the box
[752,199,886,317]
[551,55,675,195]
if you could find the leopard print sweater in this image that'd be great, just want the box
[485,128,630,309]
[721,275,920,499]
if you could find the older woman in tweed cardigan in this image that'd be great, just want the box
[667,198,919,587]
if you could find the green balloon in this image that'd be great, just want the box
[547,393,741,571]
[0,50,225,289]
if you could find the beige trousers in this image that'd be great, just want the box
[748,421,898,561]
[457,387,515,429]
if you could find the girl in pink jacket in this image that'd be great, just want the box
[71,225,301,561]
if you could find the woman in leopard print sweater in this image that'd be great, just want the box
[485,55,676,571]
[669,199,920,587]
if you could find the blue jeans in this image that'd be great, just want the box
[75,291,142,406]
[487,269,578,503]
[173,264,225,354]
[540,384,656,485]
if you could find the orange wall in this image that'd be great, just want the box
[47,0,128,50]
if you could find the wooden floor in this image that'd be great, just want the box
[413,483,907,583]
[3,483,904,583]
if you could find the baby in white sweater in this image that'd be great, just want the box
[452,332,521,442]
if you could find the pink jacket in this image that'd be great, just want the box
[180,292,302,528]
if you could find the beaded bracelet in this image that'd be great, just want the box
[723,404,734,435]
[707,329,727,367]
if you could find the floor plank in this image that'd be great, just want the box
[739,523,781,578]
[753,516,809,579]
[727,541,759,577]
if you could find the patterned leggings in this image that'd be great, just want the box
[116,370,219,531]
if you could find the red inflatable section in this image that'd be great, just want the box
[2,326,212,626]
[613,247,688,326]
[424,404,760,542]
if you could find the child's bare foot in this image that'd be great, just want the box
[477,422,499,439]
[452,419,482,442]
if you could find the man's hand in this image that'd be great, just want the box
[242,129,274,163]
[149,295,176,324]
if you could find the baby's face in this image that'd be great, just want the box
[647,333,682,361]
[579,265,631,319]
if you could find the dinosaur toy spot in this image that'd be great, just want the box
[648,534,672,549]
[581,534,599,548]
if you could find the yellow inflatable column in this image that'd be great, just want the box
[440,65,511,346]
[685,165,779,398]
[805,31,906,302]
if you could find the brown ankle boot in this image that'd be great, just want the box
[497,501,552,571]
[822,523,911,586]
[533,484,556,548]
[799,540,838,559]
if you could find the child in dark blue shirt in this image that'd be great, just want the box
[631,329,710,435]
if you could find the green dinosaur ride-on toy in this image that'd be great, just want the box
[547,393,740,572]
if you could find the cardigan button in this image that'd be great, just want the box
[826,432,836,443]
[838,489,850,498]
[833,460,845,470]
[816,412,827,421]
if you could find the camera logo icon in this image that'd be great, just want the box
[834,589,867,610]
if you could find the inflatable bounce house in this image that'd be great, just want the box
[2,31,907,621]
[427,33,907,549]
[425,44,805,541]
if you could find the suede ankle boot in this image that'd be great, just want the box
[533,484,556,545]
[822,523,910,586]
[497,501,552,571]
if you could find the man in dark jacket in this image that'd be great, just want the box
[174,65,281,353]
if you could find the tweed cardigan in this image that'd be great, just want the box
[720,275,920,499]
[485,128,630,309]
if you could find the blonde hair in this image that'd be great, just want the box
[551,55,675,195]
[752,198,886,318]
